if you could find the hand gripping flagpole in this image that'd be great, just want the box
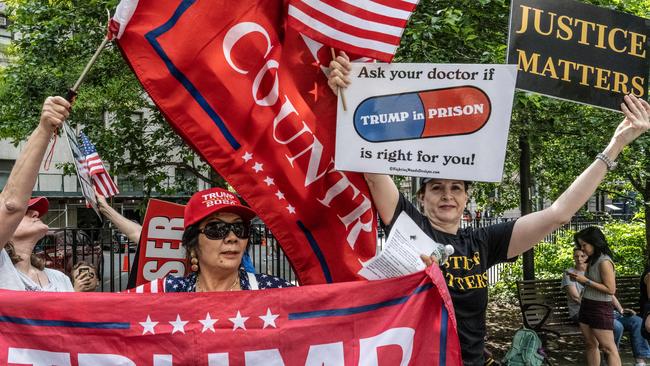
[330,48,347,112]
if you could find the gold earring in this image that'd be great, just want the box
[190,251,199,272]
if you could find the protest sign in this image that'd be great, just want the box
[62,123,100,218]
[507,0,649,111]
[0,268,462,365]
[117,0,377,285]
[335,63,517,182]
[134,199,187,287]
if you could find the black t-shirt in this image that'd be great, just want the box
[384,194,516,366]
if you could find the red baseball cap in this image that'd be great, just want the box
[184,187,256,228]
[27,196,49,218]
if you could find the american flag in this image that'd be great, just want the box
[287,0,420,62]
[79,131,119,198]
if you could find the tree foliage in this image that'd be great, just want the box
[399,0,650,251]
[0,0,216,199]
[491,218,647,301]
[0,0,648,248]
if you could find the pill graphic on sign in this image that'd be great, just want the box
[353,86,492,142]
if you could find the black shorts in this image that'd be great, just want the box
[579,298,613,330]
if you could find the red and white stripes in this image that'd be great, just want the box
[287,0,420,62]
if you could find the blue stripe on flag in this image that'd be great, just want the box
[144,0,240,150]
[440,306,448,365]
[0,315,130,330]
[288,283,433,320]
[297,221,332,283]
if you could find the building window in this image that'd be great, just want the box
[0,159,15,190]
[175,168,198,194]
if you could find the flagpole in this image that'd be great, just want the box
[67,36,111,102]
[330,48,347,112]
[66,10,113,102]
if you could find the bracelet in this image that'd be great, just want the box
[585,279,591,286]
[596,153,617,171]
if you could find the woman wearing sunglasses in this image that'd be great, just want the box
[122,187,292,293]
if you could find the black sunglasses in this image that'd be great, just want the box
[199,221,250,240]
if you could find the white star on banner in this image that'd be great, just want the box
[170,314,189,334]
[199,313,218,333]
[286,205,296,214]
[252,162,264,173]
[139,315,158,335]
[259,308,280,329]
[275,190,285,200]
[229,310,249,331]
[263,177,275,186]
[242,152,253,162]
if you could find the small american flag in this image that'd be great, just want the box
[287,0,420,62]
[79,131,119,198]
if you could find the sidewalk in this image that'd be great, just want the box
[485,302,638,365]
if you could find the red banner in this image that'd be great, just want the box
[134,199,187,287]
[116,0,378,285]
[0,268,461,365]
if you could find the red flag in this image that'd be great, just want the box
[0,268,462,365]
[116,0,378,285]
[287,0,420,62]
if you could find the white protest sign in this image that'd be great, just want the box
[62,123,100,218]
[335,63,517,182]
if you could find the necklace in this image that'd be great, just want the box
[196,275,239,292]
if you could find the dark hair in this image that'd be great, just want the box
[73,261,96,271]
[182,221,252,270]
[5,242,45,270]
[417,180,471,198]
[574,227,614,266]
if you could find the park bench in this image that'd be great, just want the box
[516,276,641,338]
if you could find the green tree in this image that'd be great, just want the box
[0,0,220,200]
[398,0,649,253]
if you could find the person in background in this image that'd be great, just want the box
[565,248,650,365]
[0,96,72,291]
[562,247,588,323]
[328,51,650,365]
[640,266,650,341]
[611,295,650,366]
[568,227,620,366]
[72,261,99,292]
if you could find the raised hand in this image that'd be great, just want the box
[39,96,71,133]
[613,95,650,147]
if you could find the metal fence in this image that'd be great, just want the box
[38,215,626,291]
[35,225,297,292]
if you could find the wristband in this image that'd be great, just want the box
[596,153,617,171]
[585,279,592,286]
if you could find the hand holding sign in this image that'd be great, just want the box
[615,95,650,147]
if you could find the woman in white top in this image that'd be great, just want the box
[0,96,72,291]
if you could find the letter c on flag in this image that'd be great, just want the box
[223,22,273,75]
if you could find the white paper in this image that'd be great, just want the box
[359,212,444,280]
